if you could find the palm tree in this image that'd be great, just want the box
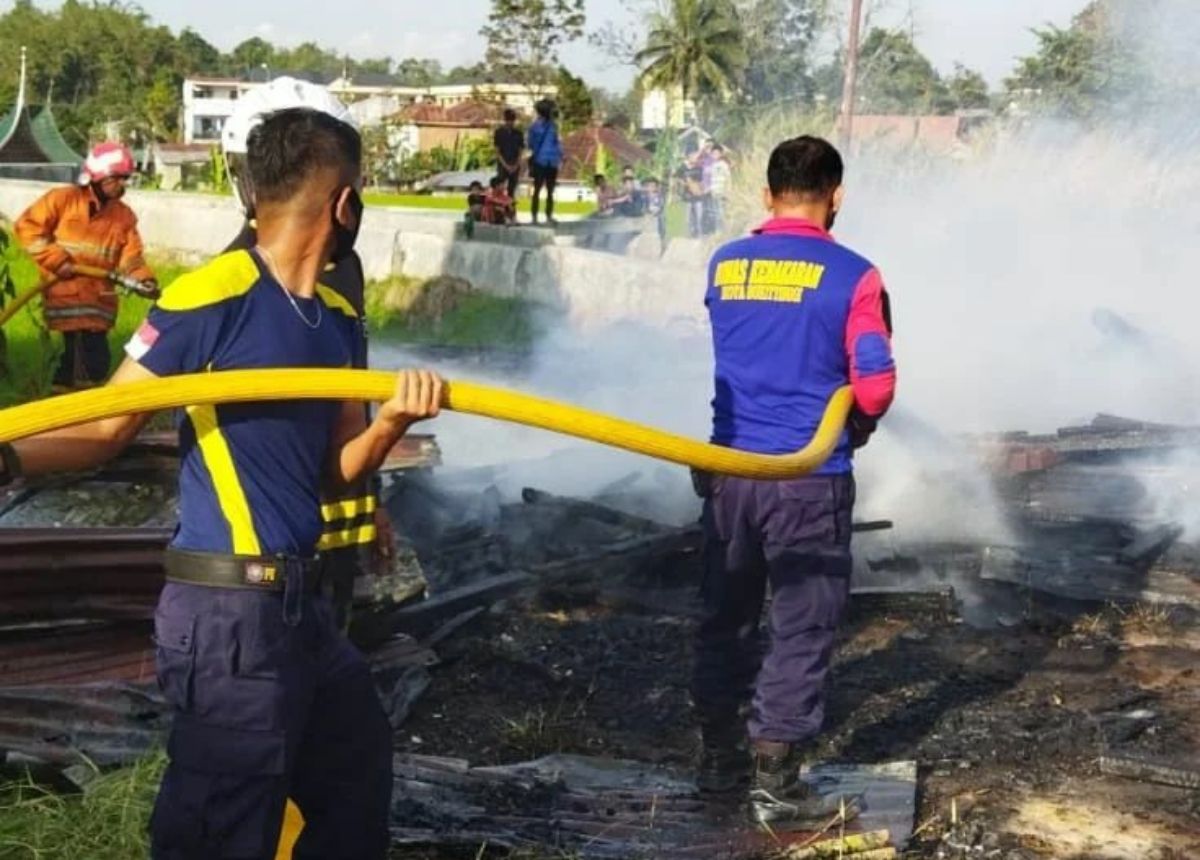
[635,0,748,107]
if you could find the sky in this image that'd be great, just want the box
[1,0,1088,91]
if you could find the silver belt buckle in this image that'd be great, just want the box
[243,559,279,586]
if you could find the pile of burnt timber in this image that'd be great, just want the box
[861,413,1200,615]
[0,465,715,771]
[390,754,915,858]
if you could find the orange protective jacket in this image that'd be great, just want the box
[14,185,154,333]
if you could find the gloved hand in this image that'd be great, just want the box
[847,410,879,450]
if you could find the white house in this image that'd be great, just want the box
[183,76,250,144]
[641,86,697,131]
[182,73,558,144]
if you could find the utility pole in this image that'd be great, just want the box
[838,0,864,151]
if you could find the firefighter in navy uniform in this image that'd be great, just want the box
[694,136,896,827]
[221,77,392,631]
[1,109,444,860]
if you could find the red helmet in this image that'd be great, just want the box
[79,141,135,184]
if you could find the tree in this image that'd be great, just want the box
[229,37,275,75]
[445,62,490,84]
[480,0,586,87]
[275,41,343,76]
[142,68,179,139]
[555,67,593,131]
[636,0,747,109]
[590,85,640,130]
[362,123,400,186]
[737,0,825,106]
[947,63,990,110]
[177,27,221,75]
[395,58,444,87]
[1005,1,1142,119]
[855,28,954,115]
[355,57,394,75]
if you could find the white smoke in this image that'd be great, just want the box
[375,1,1200,544]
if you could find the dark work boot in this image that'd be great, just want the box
[748,740,861,829]
[695,724,751,794]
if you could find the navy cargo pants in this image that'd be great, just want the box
[691,474,855,743]
[149,570,392,860]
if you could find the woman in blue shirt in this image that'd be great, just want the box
[526,99,563,225]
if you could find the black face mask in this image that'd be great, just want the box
[331,188,363,263]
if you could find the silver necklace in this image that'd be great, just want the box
[257,245,322,330]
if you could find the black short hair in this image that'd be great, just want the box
[247,108,362,205]
[469,180,483,190]
[593,174,606,184]
[489,175,504,189]
[767,135,843,200]
[503,108,517,122]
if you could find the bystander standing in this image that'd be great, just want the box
[527,99,562,225]
[493,108,523,200]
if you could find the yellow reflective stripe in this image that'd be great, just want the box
[158,251,259,311]
[315,284,358,319]
[58,240,118,261]
[187,403,261,555]
[317,523,376,551]
[320,495,377,522]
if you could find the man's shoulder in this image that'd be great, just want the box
[709,232,878,279]
[825,238,876,277]
[710,233,765,262]
[108,198,140,225]
[156,250,261,312]
[36,185,80,208]
[318,252,365,314]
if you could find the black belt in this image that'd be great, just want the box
[164,549,324,593]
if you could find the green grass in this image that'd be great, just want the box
[363,191,596,217]
[0,252,542,406]
[0,251,189,407]
[366,275,545,349]
[0,753,164,859]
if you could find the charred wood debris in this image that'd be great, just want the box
[1,415,1200,856]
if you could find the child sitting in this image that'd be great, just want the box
[483,176,516,225]
[466,180,487,221]
[594,174,630,218]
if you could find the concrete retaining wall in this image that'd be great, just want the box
[0,179,710,330]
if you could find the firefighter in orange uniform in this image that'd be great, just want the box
[15,142,157,390]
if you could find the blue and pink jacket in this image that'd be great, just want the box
[705,217,896,474]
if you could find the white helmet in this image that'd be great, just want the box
[221,75,358,215]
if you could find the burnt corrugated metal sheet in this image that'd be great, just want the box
[0,682,166,767]
[0,624,155,686]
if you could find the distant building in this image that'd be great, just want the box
[151,143,213,190]
[641,86,697,131]
[0,48,82,183]
[182,72,556,144]
[559,125,653,181]
[842,113,993,154]
[389,101,503,159]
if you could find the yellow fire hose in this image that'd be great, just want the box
[0,368,850,860]
[0,368,853,479]
[0,263,117,329]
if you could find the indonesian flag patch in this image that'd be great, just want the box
[125,320,160,361]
